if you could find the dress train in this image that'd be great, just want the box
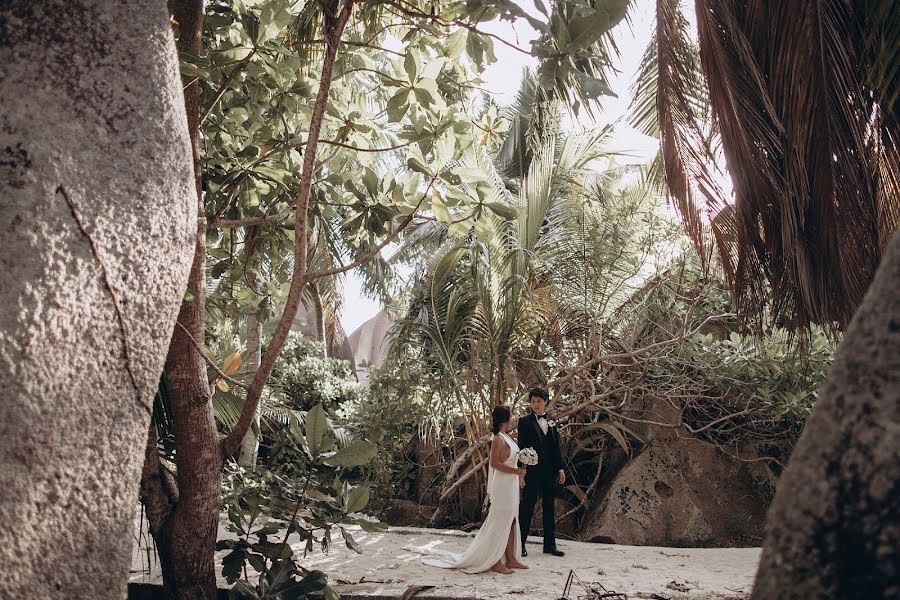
[404,432,521,574]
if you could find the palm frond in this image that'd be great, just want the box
[653,0,733,276]
[692,0,899,329]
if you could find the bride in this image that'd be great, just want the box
[406,406,529,574]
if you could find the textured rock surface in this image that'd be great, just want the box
[582,436,770,547]
[752,232,900,599]
[348,309,394,382]
[0,2,195,598]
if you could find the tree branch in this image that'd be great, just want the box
[305,174,437,282]
[319,138,416,153]
[175,322,250,391]
[221,0,355,458]
[200,50,257,124]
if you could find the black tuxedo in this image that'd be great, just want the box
[517,411,564,551]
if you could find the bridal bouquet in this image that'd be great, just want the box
[518,447,538,466]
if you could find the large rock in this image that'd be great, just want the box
[752,232,900,598]
[582,436,771,547]
[291,300,357,373]
[348,310,394,382]
[383,500,435,526]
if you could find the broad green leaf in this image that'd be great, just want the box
[304,404,328,459]
[211,45,253,63]
[403,49,419,82]
[221,549,245,584]
[323,586,341,600]
[386,89,410,122]
[406,149,431,175]
[354,518,389,533]
[446,29,467,59]
[322,441,378,467]
[271,569,328,598]
[340,527,363,553]
[230,580,258,598]
[414,86,434,107]
[345,485,369,513]
[433,133,455,167]
[485,202,518,220]
[180,61,209,79]
[258,0,294,43]
[432,192,453,224]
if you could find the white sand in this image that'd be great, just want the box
[132,523,760,599]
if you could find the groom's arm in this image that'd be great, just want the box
[518,417,535,456]
[552,428,565,481]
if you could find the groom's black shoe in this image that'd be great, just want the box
[543,547,565,557]
[521,547,528,557]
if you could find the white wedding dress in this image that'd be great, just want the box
[405,432,521,574]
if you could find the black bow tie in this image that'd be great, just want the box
[537,415,547,421]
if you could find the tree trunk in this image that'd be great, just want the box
[238,259,263,469]
[310,282,328,357]
[752,231,900,599]
[0,2,196,598]
[140,1,224,599]
[151,236,222,600]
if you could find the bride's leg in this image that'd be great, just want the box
[505,520,529,569]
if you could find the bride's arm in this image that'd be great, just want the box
[489,436,525,475]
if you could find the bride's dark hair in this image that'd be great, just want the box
[491,406,511,434]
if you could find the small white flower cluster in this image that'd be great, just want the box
[518,447,539,466]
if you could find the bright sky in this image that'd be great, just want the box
[339,0,659,335]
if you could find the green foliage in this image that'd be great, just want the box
[219,402,386,599]
[270,334,365,413]
[385,71,682,437]
[667,330,833,421]
[342,358,436,502]
[621,255,838,439]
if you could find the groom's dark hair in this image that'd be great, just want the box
[491,406,511,434]
[528,387,548,401]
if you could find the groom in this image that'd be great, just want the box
[518,387,565,557]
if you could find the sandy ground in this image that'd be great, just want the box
[131,522,760,599]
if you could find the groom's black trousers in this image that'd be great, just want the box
[519,473,556,550]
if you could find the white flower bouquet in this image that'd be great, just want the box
[518,447,539,466]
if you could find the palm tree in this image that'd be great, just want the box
[631,1,899,595]
[386,72,679,520]
[633,0,898,330]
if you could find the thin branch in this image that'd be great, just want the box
[200,50,257,124]
[305,174,438,282]
[337,67,407,85]
[320,138,416,153]
[175,322,250,391]
[221,0,354,458]
[345,40,405,56]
